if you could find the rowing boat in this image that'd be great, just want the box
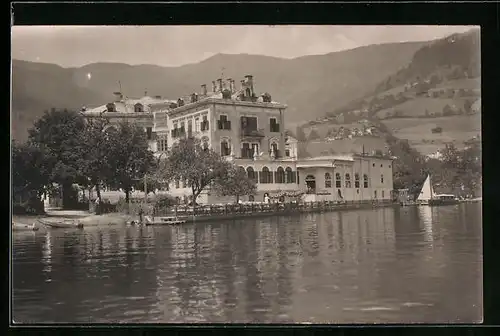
[38,218,84,229]
[12,222,39,232]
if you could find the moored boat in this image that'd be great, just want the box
[12,222,39,232]
[417,174,459,206]
[37,218,84,229]
[134,215,186,226]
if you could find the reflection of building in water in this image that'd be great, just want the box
[418,206,434,243]
[42,231,53,274]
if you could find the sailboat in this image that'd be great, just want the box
[417,174,459,206]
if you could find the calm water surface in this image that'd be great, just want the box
[12,203,482,324]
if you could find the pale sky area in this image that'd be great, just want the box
[11,25,476,68]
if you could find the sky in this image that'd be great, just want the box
[11,25,476,68]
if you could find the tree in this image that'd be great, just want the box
[76,117,112,202]
[12,140,53,214]
[104,121,156,204]
[159,137,230,206]
[27,109,87,208]
[213,166,257,203]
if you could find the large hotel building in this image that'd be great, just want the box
[82,75,394,204]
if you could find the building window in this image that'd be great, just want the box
[218,115,231,130]
[157,134,168,152]
[241,143,252,159]
[106,103,116,112]
[188,120,193,137]
[270,117,280,132]
[380,164,383,168]
[381,174,384,184]
[357,189,360,194]
[325,172,332,188]
[175,178,180,189]
[335,173,341,188]
[241,116,258,132]
[275,167,285,183]
[305,175,316,194]
[247,167,258,182]
[285,149,290,157]
[220,139,231,156]
[372,163,375,167]
[195,117,200,132]
[201,115,209,131]
[355,173,360,188]
[251,144,259,157]
[363,174,369,188]
[269,141,279,157]
[285,167,296,183]
[382,190,385,198]
[203,141,209,151]
[260,167,273,184]
[146,127,153,140]
[134,103,143,112]
[249,195,255,202]
[374,190,377,198]
[389,164,392,168]
[345,173,351,188]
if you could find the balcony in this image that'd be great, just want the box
[241,128,265,140]
[217,120,232,130]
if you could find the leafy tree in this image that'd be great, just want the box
[104,121,156,204]
[27,109,87,208]
[213,166,257,203]
[76,117,112,202]
[159,137,230,206]
[12,140,53,213]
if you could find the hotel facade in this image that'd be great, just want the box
[83,75,394,204]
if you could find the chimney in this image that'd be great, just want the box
[113,91,123,102]
[227,78,233,92]
[201,84,207,96]
[245,75,254,96]
[212,81,217,93]
[217,78,223,92]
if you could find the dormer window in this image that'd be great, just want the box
[134,103,143,112]
[106,103,116,112]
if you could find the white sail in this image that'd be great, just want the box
[417,174,434,201]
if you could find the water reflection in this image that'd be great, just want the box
[12,204,482,324]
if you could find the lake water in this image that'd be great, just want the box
[11,203,482,324]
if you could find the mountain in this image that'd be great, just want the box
[11,40,428,141]
[298,28,481,156]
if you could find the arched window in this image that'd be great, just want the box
[106,103,116,112]
[246,167,257,182]
[285,167,295,183]
[325,172,332,188]
[275,167,285,184]
[269,139,279,157]
[374,190,377,198]
[381,174,384,184]
[134,103,143,112]
[355,173,360,188]
[335,173,342,188]
[238,166,246,174]
[220,138,230,156]
[363,174,369,188]
[260,167,273,184]
[345,173,351,188]
[382,190,385,198]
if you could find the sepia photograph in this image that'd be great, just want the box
[11,24,482,324]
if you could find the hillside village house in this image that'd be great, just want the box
[82,75,394,204]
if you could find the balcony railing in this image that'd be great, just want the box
[241,128,265,138]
